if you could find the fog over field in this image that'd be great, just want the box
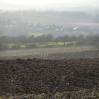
[0,0,99,49]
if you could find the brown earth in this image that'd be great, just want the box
[0,58,99,96]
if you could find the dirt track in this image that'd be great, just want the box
[0,58,99,95]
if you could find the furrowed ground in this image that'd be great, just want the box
[0,46,99,99]
[0,58,99,98]
[0,45,99,60]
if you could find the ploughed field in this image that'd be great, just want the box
[0,46,99,60]
[0,58,99,98]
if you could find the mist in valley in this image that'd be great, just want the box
[0,0,99,50]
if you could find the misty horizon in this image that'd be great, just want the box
[0,0,99,11]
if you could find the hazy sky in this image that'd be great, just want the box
[0,0,98,5]
[0,0,99,11]
[0,0,67,4]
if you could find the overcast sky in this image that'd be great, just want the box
[0,0,99,11]
[0,0,99,6]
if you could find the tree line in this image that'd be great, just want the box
[0,34,99,50]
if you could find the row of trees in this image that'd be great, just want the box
[0,34,99,50]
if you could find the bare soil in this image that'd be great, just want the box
[0,58,99,96]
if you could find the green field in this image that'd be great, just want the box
[5,41,77,49]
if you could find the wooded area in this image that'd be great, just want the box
[0,34,99,50]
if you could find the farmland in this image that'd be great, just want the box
[0,45,98,60]
[0,7,99,99]
[0,45,99,99]
[0,58,99,99]
[6,41,77,49]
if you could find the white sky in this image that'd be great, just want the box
[0,0,98,5]
[0,0,98,10]
[0,0,68,4]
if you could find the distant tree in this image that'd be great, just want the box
[45,34,53,42]
[62,35,69,45]
[70,35,77,41]
[17,36,27,43]
[77,35,85,45]
[53,37,59,45]
[0,42,2,51]
[36,34,53,43]
[85,34,94,45]
[28,35,35,43]
[92,35,99,48]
